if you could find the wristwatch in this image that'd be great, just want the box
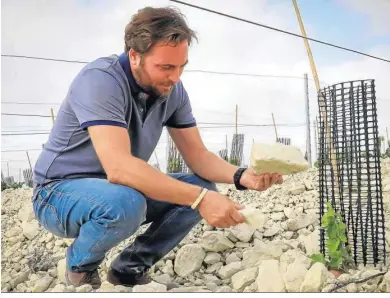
[234,167,247,190]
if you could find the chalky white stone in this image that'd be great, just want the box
[250,142,310,175]
[238,208,268,230]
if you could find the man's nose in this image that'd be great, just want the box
[168,67,181,84]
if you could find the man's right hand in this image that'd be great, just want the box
[197,190,246,228]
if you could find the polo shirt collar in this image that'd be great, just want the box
[119,52,143,96]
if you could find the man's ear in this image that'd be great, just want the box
[129,48,141,67]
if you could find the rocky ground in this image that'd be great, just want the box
[2,159,390,293]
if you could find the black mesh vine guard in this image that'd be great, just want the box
[317,79,386,267]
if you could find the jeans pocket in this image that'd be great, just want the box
[33,193,66,237]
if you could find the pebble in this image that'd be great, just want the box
[2,162,390,293]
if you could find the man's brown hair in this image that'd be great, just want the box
[124,6,198,53]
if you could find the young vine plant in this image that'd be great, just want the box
[311,201,355,271]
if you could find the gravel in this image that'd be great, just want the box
[2,159,390,292]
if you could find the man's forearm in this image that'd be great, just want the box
[187,149,240,184]
[109,154,202,206]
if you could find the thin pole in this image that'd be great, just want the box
[386,127,389,148]
[235,104,238,136]
[26,151,32,172]
[50,108,55,124]
[7,162,10,177]
[19,168,21,183]
[314,118,318,162]
[154,151,160,171]
[304,73,312,165]
[272,113,278,142]
[292,0,340,191]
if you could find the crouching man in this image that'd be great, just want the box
[32,6,283,289]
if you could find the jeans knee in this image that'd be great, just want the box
[98,186,146,233]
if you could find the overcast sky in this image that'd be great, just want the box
[1,0,390,181]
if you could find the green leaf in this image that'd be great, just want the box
[311,253,327,265]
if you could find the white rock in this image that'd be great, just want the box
[231,267,259,291]
[286,213,318,231]
[284,231,294,240]
[204,252,221,265]
[290,184,306,195]
[133,281,167,292]
[360,269,383,291]
[9,270,30,288]
[75,284,93,292]
[256,260,285,292]
[346,283,358,292]
[250,142,309,175]
[169,286,210,292]
[201,231,234,252]
[229,223,255,243]
[253,230,263,240]
[303,230,320,256]
[57,259,67,283]
[22,220,39,240]
[174,244,205,278]
[205,262,223,274]
[239,208,268,230]
[263,225,281,237]
[216,285,233,292]
[18,201,35,222]
[224,230,239,243]
[271,212,285,221]
[378,270,390,292]
[226,252,241,264]
[283,262,308,292]
[304,179,314,190]
[32,275,53,292]
[242,249,262,269]
[253,240,284,259]
[279,249,311,273]
[218,261,243,280]
[300,262,328,292]
[51,284,67,292]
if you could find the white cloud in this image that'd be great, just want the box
[1,0,389,179]
[339,0,390,35]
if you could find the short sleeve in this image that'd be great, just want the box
[165,83,197,129]
[68,68,127,130]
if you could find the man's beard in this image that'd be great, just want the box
[133,66,171,99]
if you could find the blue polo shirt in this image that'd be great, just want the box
[32,52,197,194]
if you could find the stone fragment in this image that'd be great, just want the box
[201,231,234,252]
[174,244,205,278]
[231,267,259,291]
[239,208,268,230]
[250,142,309,175]
[256,260,285,292]
[300,263,328,292]
[204,252,222,265]
[229,223,255,243]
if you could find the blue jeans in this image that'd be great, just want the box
[32,173,216,274]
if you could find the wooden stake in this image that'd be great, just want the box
[292,0,340,193]
[26,151,32,172]
[50,108,55,124]
[272,113,278,142]
[154,151,160,171]
[235,104,238,136]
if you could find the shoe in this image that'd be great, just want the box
[107,267,152,287]
[65,268,102,289]
[107,267,180,290]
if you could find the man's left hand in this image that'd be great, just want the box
[239,168,283,191]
